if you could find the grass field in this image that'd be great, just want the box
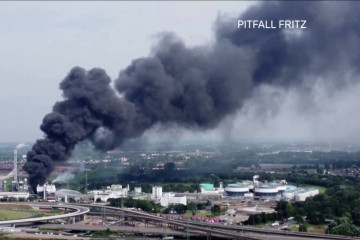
[289,224,327,233]
[307,224,327,233]
[0,204,66,221]
[0,204,33,210]
[184,211,211,217]
[0,210,32,221]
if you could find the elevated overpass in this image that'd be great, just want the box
[80,203,360,240]
[1,203,360,240]
[0,203,89,226]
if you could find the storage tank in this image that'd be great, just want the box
[254,184,279,198]
[225,182,252,197]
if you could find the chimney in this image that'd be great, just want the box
[13,149,17,183]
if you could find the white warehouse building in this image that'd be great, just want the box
[160,193,187,207]
[92,184,128,202]
[152,186,163,200]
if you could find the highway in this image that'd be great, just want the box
[1,202,360,240]
[41,222,341,240]
[80,203,360,240]
[0,203,89,225]
[40,223,196,237]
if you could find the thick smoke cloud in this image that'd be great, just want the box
[116,34,254,129]
[24,1,360,190]
[216,2,360,87]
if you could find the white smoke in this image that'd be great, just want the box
[0,169,14,181]
[52,172,75,183]
[15,143,26,150]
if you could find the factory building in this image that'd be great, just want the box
[0,191,29,199]
[37,183,56,201]
[160,193,187,207]
[134,187,142,195]
[199,182,224,195]
[92,184,128,202]
[0,149,29,199]
[150,186,187,207]
[152,186,163,200]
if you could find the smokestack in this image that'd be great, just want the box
[24,178,28,192]
[13,149,17,183]
[43,183,46,200]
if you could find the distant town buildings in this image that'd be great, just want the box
[89,184,187,207]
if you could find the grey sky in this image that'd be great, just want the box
[2,1,360,145]
[0,1,253,142]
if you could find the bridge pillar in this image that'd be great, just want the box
[206,231,211,240]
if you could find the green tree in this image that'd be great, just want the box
[164,162,175,172]
[261,212,267,223]
[294,215,304,223]
[187,202,197,214]
[299,224,307,232]
[327,217,360,236]
[254,215,261,224]
[197,203,205,210]
[332,223,360,236]
[276,200,294,219]
[211,205,221,216]
[247,215,255,225]
[173,204,187,214]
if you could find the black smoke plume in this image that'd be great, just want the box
[24,2,360,190]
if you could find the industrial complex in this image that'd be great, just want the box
[0,148,319,205]
[198,175,318,202]
[0,149,29,200]
[223,175,319,201]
